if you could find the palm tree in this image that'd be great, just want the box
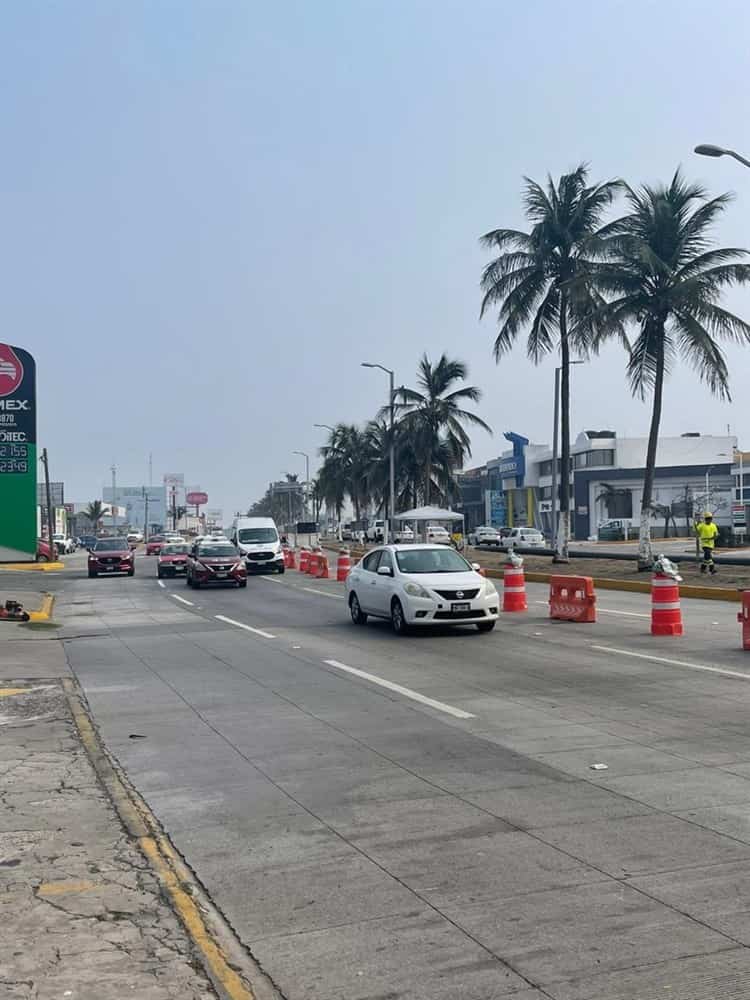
[84,500,107,532]
[319,424,372,521]
[582,170,750,567]
[480,165,621,560]
[390,354,491,505]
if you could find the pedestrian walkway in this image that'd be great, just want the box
[0,680,216,1000]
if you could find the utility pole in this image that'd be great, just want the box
[40,448,55,552]
[148,452,153,487]
[111,464,117,533]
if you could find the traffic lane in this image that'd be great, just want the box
[149,569,750,780]
[65,579,750,997]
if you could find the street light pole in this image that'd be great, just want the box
[695,144,750,169]
[362,362,396,544]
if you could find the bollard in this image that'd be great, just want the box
[317,553,330,579]
[738,591,750,649]
[298,548,309,573]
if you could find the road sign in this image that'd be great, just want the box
[0,343,37,561]
[186,491,208,506]
[733,502,746,532]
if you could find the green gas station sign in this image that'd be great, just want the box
[0,344,37,561]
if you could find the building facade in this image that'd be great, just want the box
[457,430,737,539]
[103,486,167,533]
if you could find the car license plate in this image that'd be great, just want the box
[104,566,114,572]
[216,572,228,578]
[452,602,470,612]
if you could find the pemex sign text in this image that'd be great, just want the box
[0,344,37,561]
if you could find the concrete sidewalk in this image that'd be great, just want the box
[0,679,217,1000]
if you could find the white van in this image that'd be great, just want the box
[230,516,285,573]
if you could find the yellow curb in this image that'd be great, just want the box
[0,562,65,571]
[28,593,55,622]
[484,568,742,602]
[61,679,257,1000]
[0,687,29,697]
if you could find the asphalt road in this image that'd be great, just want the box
[42,550,750,998]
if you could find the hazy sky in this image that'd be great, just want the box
[3,1,749,517]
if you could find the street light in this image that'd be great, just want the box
[550,361,585,543]
[695,144,750,169]
[362,362,395,544]
[293,451,310,516]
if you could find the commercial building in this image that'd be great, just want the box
[457,430,737,540]
[103,486,167,534]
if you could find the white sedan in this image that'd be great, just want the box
[345,544,499,635]
[468,525,501,546]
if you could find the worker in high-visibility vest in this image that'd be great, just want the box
[695,511,719,575]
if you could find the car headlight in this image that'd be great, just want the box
[403,582,432,599]
[484,579,498,596]
[231,562,244,572]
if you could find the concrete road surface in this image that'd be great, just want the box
[38,550,750,998]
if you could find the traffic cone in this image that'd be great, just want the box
[337,548,352,582]
[288,548,296,570]
[503,561,527,612]
[299,548,309,573]
[307,550,319,575]
[317,553,330,579]
[651,572,683,636]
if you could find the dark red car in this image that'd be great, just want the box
[37,538,59,562]
[186,542,246,588]
[88,537,135,578]
[146,534,167,555]
[157,542,190,578]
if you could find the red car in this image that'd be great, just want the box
[157,542,190,578]
[88,537,135,578]
[146,534,167,555]
[37,538,59,562]
[186,542,246,588]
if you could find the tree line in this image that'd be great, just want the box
[250,164,750,567]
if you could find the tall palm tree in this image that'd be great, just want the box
[319,424,372,521]
[390,354,491,505]
[582,170,750,566]
[84,500,107,532]
[480,165,620,559]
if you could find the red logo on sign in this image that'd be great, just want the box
[0,344,23,398]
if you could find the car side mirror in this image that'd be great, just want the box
[471,562,481,571]
[377,565,393,577]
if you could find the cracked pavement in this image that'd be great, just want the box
[0,681,216,1000]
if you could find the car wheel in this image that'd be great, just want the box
[477,621,496,633]
[88,570,96,578]
[390,598,409,636]
[349,593,367,625]
[193,579,201,589]
[239,579,247,588]
[36,553,48,563]
[157,569,163,578]
[186,575,193,587]
[277,565,285,574]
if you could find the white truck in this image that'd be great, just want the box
[230,516,285,574]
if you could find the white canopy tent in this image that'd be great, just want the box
[394,506,464,522]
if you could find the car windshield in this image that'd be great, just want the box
[162,544,190,555]
[198,545,239,558]
[94,539,129,552]
[238,528,278,543]
[150,535,165,542]
[395,548,472,574]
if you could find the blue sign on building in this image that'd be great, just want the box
[489,490,507,527]
[503,432,529,487]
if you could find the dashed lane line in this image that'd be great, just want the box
[214,614,276,639]
[592,645,750,681]
[158,581,166,589]
[323,658,475,719]
[171,594,194,607]
[258,575,346,600]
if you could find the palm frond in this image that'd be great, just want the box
[673,311,731,400]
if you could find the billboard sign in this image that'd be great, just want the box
[186,491,208,506]
[487,490,507,528]
[37,481,64,506]
[0,344,37,561]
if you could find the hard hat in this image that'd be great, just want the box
[704,511,713,518]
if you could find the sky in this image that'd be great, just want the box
[2,0,750,519]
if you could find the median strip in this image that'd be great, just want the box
[214,615,276,639]
[323,658,475,719]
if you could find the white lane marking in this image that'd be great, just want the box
[158,580,166,589]
[259,575,285,585]
[172,594,194,607]
[215,615,276,639]
[592,645,750,681]
[302,586,345,601]
[323,658,475,719]
[534,600,648,619]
